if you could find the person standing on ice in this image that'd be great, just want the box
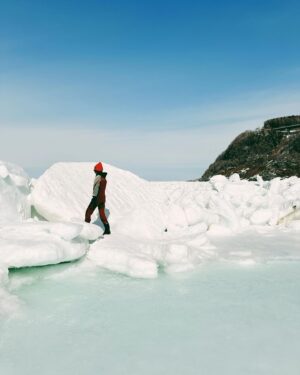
[85,162,111,235]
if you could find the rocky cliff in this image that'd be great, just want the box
[200,116,300,180]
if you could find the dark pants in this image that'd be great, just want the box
[85,197,108,224]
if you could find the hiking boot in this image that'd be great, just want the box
[103,223,111,235]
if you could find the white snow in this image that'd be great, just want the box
[87,234,158,278]
[31,163,170,239]
[0,222,89,269]
[0,219,101,316]
[0,162,104,315]
[28,162,300,279]
[0,160,300,315]
[0,161,31,224]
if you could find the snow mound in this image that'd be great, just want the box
[0,161,31,224]
[31,162,167,239]
[31,162,149,222]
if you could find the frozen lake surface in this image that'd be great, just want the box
[1,261,300,375]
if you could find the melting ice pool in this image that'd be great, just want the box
[1,262,300,375]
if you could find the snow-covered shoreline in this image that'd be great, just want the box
[0,160,300,315]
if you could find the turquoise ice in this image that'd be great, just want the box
[1,262,300,375]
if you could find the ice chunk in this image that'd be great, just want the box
[76,222,103,241]
[165,244,188,263]
[166,204,188,228]
[0,161,31,224]
[288,220,300,230]
[166,262,195,273]
[184,205,206,226]
[256,174,264,187]
[88,241,158,279]
[0,222,88,268]
[210,175,228,191]
[45,222,83,241]
[0,165,9,179]
[250,209,273,225]
[229,173,240,182]
[187,234,209,247]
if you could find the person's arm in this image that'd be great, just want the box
[97,178,107,205]
[93,175,101,197]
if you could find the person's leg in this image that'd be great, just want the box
[98,204,111,234]
[85,198,97,223]
[98,204,108,224]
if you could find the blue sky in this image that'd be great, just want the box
[1,0,300,179]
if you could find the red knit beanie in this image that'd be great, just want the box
[94,162,103,172]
